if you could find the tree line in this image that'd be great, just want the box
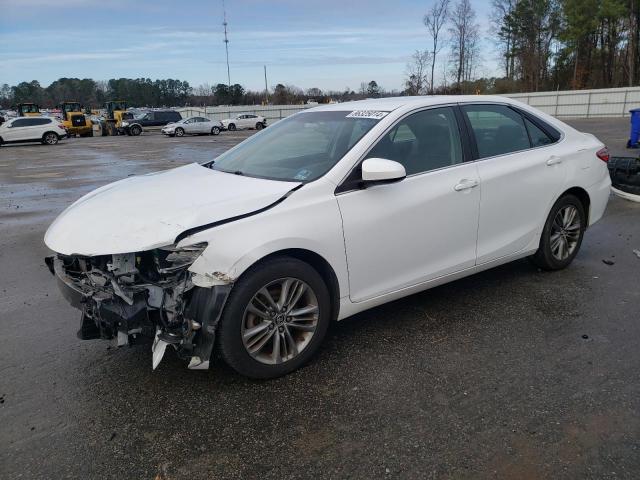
[407,0,639,95]
[0,77,396,109]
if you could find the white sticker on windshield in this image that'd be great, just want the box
[345,110,389,120]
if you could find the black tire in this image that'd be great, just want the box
[42,132,59,145]
[130,124,142,136]
[211,126,220,135]
[228,123,236,131]
[217,257,332,379]
[175,127,185,137]
[530,194,586,270]
[255,122,264,130]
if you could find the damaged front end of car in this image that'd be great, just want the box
[45,242,231,370]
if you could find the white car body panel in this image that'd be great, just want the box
[46,95,611,325]
[337,162,481,302]
[44,163,299,256]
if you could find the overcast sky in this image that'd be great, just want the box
[0,0,498,92]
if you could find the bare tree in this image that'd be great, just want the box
[423,0,449,94]
[490,0,516,80]
[404,50,431,95]
[448,0,479,92]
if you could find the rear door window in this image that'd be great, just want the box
[462,104,530,158]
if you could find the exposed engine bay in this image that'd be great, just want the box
[45,243,231,370]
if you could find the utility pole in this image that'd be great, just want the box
[222,0,231,87]
[264,65,269,103]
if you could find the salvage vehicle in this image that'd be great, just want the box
[221,113,266,131]
[121,110,182,136]
[45,96,611,378]
[57,102,93,137]
[161,116,222,137]
[1,116,67,145]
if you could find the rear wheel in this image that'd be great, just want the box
[130,125,142,136]
[228,123,236,131]
[175,127,185,137]
[217,257,331,379]
[211,126,220,135]
[42,132,59,145]
[530,194,586,270]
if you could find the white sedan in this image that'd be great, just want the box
[220,113,266,131]
[45,96,610,378]
[161,116,222,137]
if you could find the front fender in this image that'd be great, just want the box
[183,181,349,295]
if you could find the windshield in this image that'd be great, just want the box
[211,111,382,182]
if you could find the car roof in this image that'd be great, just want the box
[308,95,522,112]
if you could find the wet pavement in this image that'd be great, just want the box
[1,121,639,479]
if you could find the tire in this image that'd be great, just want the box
[130,125,142,136]
[217,257,332,379]
[175,127,185,137]
[530,194,586,270]
[42,132,59,145]
[228,123,236,131]
[211,126,220,135]
[255,122,264,130]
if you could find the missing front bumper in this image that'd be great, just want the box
[46,254,232,370]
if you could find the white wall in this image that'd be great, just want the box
[504,86,640,118]
[177,86,640,121]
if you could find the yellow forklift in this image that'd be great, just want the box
[58,102,93,137]
[101,100,133,136]
[16,103,41,117]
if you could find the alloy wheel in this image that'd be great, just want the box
[241,277,319,365]
[550,205,581,261]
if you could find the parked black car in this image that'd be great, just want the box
[122,110,182,135]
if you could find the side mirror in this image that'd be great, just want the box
[361,158,406,184]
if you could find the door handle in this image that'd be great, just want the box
[546,155,562,166]
[454,179,479,191]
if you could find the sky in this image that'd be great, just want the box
[0,0,498,93]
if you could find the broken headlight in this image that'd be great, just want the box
[155,242,207,274]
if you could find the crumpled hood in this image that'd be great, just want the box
[45,163,299,256]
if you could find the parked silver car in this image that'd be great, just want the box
[161,116,222,137]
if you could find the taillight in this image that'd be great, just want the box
[596,147,609,162]
[58,123,67,129]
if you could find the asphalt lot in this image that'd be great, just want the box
[1,119,639,479]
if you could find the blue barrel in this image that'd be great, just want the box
[629,108,640,148]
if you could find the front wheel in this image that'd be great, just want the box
[42,132,59,145]
[211,126,220,135]
[228,123,236,131]
[217,257,331,379]
[530,194,586,270]
[175,127,185,137]
[255,122,264,130]
[130,125,142,136]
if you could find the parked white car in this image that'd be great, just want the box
[220,113,266,131]
[45,96,611,378]
[161,116,222,137]
[0,116,67,146]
